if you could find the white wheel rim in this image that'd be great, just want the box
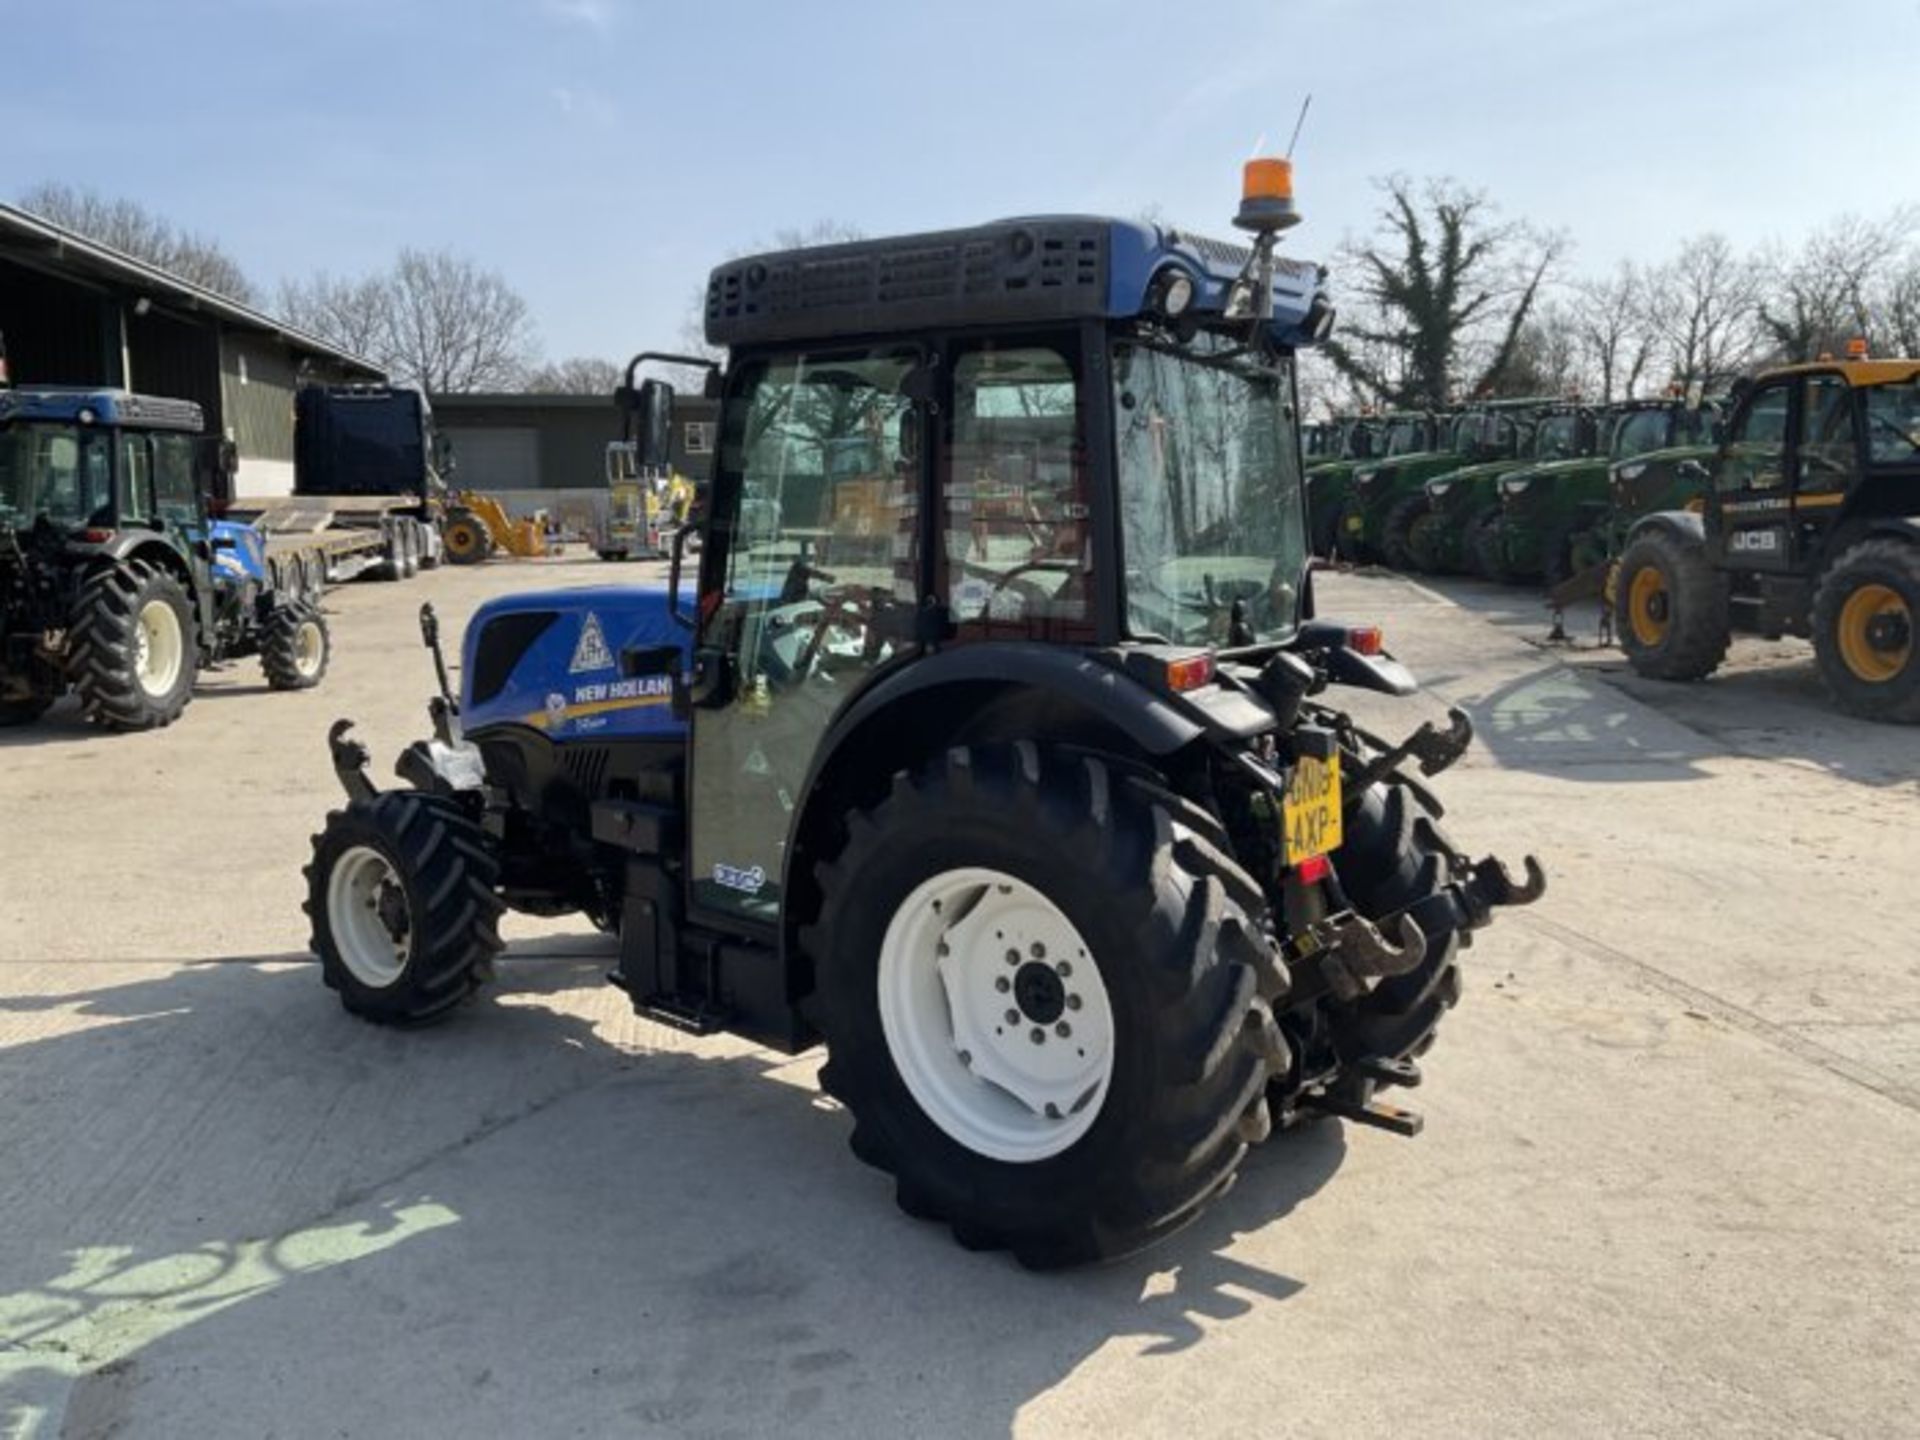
[877,867,1115,1164]
[294,620,325,679]
[134,598,184,697]
[327,846,413,988]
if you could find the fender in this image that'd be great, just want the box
[777,644,1206,971]
[1624,508,1706,549]
[1861,516,1920,546]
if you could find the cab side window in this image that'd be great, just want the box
[119,433,152,523]
[1614,410,1669,460]
[152,434,201,526]
[1717,385,1790,492]
[1796,376,1854,491]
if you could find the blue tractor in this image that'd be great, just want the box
[0,384,331,728]
[307,165,1543,1267]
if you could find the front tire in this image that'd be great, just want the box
[1468,511,1517,582]
[1404,510,1446,573]
[1811,539,1920,723]
[307,792,505,1024]
[443,514,491,566]
[1615,530,1730,680]
[805,745,1286,1269]
[261,602,331,691]
[68,560,198,731]
[1380,493,1428,571]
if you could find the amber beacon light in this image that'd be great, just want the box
[1235,157,1301,233]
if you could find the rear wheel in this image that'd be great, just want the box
[1615,530,1730,680]
[307,792,505,1024]
[261,602,331,691]
[443,513,491,566]
[1380,493,1428,571]
[68,559,198,730]
[806,744,1285,1269]
[1811,539,1920,723]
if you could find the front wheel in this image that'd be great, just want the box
[1811,539,1920,723]
[261,602,331,691]
[805,745,1286,1269]
[1615,531,1730,680]
[1404,510,1446,573]
[307,792,505,1024]
[442,514,491,566]
[68,559,199,730]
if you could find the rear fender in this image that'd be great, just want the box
[1624,509,1706,550]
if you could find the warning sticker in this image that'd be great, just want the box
[569,612,614,673]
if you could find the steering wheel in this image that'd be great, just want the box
[792,585,879,677]
[982,559,1080,616]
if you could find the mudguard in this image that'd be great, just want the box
[209,519,267,586]
[461,584,692,740]
[1625,509,1707,548]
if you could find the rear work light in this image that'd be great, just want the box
[1163,653,1215,691]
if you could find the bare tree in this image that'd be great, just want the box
[281,249,538,391]
[1645,234,1762,386]
[1500,302,1584,398]
[18,182,258,303]
[1874,250,1920,356]
[1570,262,1658,401]
[276,272,393,362]
[1322,176,1565,410]
[524,356,622,394]
[1757,210,1918,363]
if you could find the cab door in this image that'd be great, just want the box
[1711,378,1796,573]
[685,346,926,927]
[1789,370,1858,562]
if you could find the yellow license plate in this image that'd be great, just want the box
[1283,754,1343,863]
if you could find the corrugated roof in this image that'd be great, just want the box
[0,201,383,378]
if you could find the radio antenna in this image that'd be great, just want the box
[1285,94,1313,158]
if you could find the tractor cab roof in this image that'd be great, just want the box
[0,387,204,432]
[1756,359,1920,388]
[704,216,1331,352]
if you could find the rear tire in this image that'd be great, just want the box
[1615,530,1730,680]
[1810,539,1920,723]
[261,602,331,691]
[307,792,505,1025]
[806,744,1286,1269]
[1380,493,1428,572]
[68,559,198,731]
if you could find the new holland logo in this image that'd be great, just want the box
[569,612,614,673]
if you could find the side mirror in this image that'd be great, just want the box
[626,379,675,469]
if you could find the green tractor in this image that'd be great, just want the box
[1306,411,1445,558]
[1404,402,1598,577]
[1616,357,1920,722]
[1340,399,1549,568]
[1491,397,1718,586]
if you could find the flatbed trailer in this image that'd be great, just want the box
[229,494,440,599]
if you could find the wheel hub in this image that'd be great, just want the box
[877,867,1115,1163]
[327,846,413,988]
[1866,612,1910,653]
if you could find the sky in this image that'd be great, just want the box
[6,0,1916,369]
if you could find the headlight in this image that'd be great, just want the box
[1501,477,1533,497]
[1355,467,1381,489]
[1615,461,1648,481]
[1151,266,1195,318]
[1428,480,1453,498]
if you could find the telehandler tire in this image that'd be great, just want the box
[1811,539,1920,723]
[443,514,492,566]
[307,791,505,1025]
[261,601,331,691]
[68,559,198,731]
[1615,530,1730,681]
[1380,493,1428,572]
[806,743,1287,1269]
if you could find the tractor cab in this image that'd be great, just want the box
[1409,400,1597,575]
[1616,355,1920,721]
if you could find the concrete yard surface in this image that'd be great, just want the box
[1,558,1915,1438]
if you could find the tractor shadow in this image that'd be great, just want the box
[0,945,1344,1438]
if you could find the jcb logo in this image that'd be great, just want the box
[1730,529,1781,554]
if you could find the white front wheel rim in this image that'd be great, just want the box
[328,846,413,987]
[294,621,325,678]
[134,599,184,696]
[878,867,1115,1163]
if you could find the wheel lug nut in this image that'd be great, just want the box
[1005,1009,1021,1026]
[958,1049,972,1067]
[1055,1022,1071,1038]
[1005,949,1020,967]
[1030,1027,1045,1045]
[1030,942,1046,959]
[1066,994,1082,1011]
[937,942,950,957]
[1055,960,1071,978]
[995,976,1011,993]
